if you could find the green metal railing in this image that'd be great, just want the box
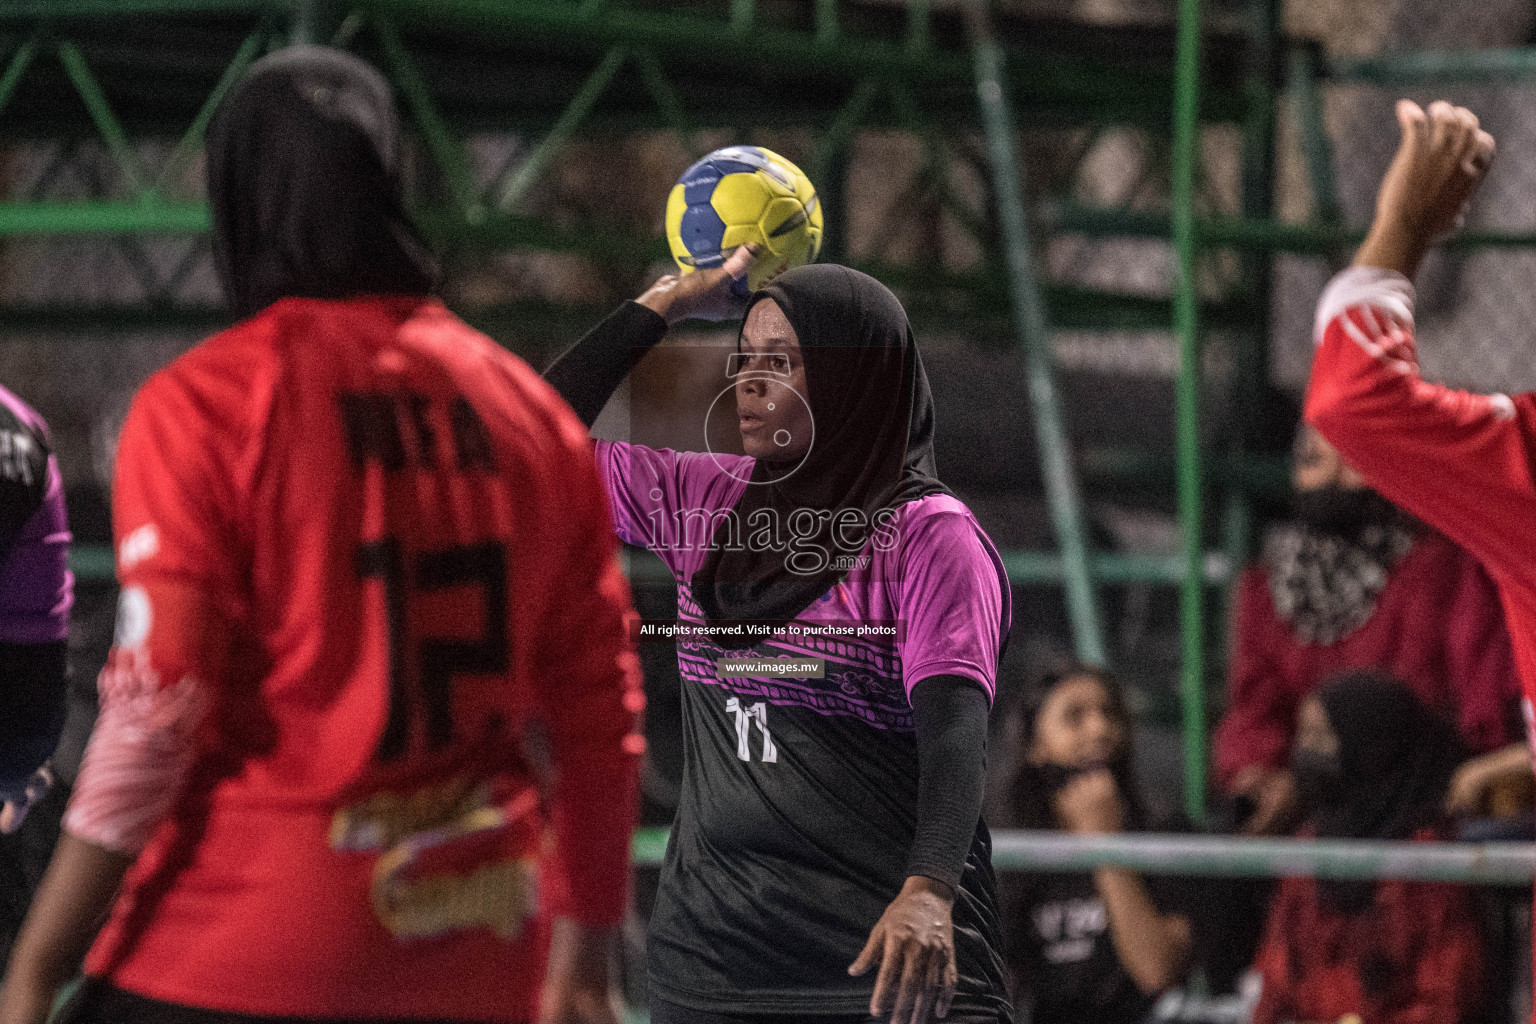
[67,544,1234,587]
[629,827,1536,885]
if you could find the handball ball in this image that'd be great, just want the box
[665,145,823,295]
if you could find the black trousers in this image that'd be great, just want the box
[59,982,518,1024]
[650,997,873,1024]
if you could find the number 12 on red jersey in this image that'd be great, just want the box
[356,538,508,762]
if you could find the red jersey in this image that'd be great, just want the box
[78,296,642,1020]
[1306,268,1536,721]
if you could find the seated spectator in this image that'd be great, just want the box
[1215,424,1525,836]
[1251,670,1484,1024]
[999,664,1194,1024]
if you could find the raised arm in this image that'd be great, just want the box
[543,244,757,426]
[1305,101,1536,596]
[1052,771,1192,995]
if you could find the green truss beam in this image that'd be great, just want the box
[373,15,482,220]
[496,43,629,212]
[56,39,151,197]
[0,0,1248,127]
[967,0,1105,666]
[0,31,38,115]
[1170,0,1206,825]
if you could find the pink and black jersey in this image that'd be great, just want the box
[597,438,1013,1018]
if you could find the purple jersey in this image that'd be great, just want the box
[595,440,1013,1018]
[0,384,72,796]
[0,385,71,643]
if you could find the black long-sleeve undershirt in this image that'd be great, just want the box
[544,301,668,428]
[0,639,70,793]
[908,674,990,892]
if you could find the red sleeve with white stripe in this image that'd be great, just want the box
[62,638,207,855]
[62,368,238,858]
[1304,266,1536,596]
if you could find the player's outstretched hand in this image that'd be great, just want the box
[1358,99,1496,278]
[537,920,623,1024]
[0,764,52,835]
[636,243,759,325]
[849,875,959,1024]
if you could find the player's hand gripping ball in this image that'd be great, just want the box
[666,145,823,296]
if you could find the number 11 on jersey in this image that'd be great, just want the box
[725,698,777,763]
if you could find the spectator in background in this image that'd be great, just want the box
[0,385,72,835]
[1251,670,1484,1024]
[999,664,1194,1024]
[1214,423,1525,836]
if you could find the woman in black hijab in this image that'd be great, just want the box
[687,259,951,634]
[546,251,1014,1024]
[1292,670,1465,904]
[1250,670,1485,1024]
[205,44,436,318]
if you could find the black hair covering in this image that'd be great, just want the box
[1309,669,1464,911]
[206,45,437,319]
[689,264,951,638]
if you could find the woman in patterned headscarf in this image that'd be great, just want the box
[1213,424,1526,836]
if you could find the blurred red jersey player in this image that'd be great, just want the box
[1302,100,1536,1014]
[0,46,642,1024]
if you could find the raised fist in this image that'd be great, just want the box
[1376,100,1495,244]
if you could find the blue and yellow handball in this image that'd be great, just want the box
[665,145,823,294]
